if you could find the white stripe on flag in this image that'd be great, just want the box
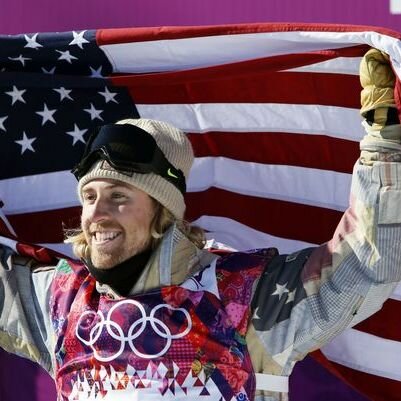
[0,236,18,252]
[101,30,400,74]
[1,160,351,215]
[0,208,16,236]
[322,328,401,381]
[286,57,362,75]
[193,215,316,253]
[391,282,401,301]
[189,157,351,211]
[137,103,365,141]
[39,242,74,258]
[0,171,78,214]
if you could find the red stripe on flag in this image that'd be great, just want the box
[185,188,342,244]
[0,219,14,238]
[330,363,401,401]
[6,189,342,245]
[112,46,366,107]
[189,132,359,173]
[354,299,401,342]
[97,23,401,45]
[312,350,401,401]
[117,69,362,108]
[16,243,60,264]
[7,207,81,244]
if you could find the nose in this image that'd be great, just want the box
[84,197,111,223]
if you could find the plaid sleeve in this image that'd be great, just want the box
[0,245,55,374]
[250,159,401,375]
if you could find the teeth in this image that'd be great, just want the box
[94,232,120,242]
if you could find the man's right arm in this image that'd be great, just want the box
[0,245,56,375]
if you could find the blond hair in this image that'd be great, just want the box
[65,200,205,261]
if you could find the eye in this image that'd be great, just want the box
[82,192,96,203]
[111,192,128,200]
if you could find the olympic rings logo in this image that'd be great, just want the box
[75,299,192,362]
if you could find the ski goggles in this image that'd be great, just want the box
[71,123,186,194]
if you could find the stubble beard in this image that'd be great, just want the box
[90,247,128,269]
[88,233,151,269]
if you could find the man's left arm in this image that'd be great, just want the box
[249,49,401,376]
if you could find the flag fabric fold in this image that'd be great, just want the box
[0,22,401,400]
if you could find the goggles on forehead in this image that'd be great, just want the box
[71,123,186,194]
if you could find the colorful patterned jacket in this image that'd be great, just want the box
[1,134,401,401]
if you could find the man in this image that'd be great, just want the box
[0,49,400,401]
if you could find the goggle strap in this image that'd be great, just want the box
[72,124,187,194]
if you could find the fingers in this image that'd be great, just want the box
[360,48,397,128]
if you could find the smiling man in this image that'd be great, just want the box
[1,49,401,401]
[81,179,155,268]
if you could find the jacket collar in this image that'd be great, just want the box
[96,223,217,297]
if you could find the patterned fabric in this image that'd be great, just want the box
[50,252,271,401]
[2,131,401,401]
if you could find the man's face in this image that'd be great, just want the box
[81,179,155,269]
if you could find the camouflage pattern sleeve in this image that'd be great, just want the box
[0,245,56,374]
[249,48,401,378]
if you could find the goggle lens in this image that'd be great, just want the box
[72,124,186,194]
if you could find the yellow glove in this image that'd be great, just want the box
[360,48,396,128]
[359,48,401,157]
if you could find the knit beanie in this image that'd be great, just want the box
[77,118,194,219]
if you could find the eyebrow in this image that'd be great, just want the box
[107,183,130,190]
[82,182,132,192]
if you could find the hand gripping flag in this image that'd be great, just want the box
[0,23,401,401]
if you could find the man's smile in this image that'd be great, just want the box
[92,231,122,245]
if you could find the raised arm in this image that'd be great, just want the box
[0,241,56,374]
[249,48,401,380]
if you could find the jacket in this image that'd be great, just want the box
[1,134,401,400]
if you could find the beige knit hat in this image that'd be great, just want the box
[77,118,194,219]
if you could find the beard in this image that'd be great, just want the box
[90,246,128,269]
[88,237,150,269]
[84,222,151,269]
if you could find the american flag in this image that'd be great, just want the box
[0,23,401,401]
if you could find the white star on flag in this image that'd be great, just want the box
[41,66,56,74]
[286,290,296,304]
[36,104,57,125]
[8,55,32,66]
[99,87,118,103]
[89,66,104,78]
[252,306,261,320]
[53,87,73,101]
[0,116,7,132]
[272,283,290,300]
[15,132,36,154]
[66,124,87,145]
[24,33,43,49]
[56,50,78,64]
[69,31,89,49]
[6,86,26,105]
[84,103,103,121]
